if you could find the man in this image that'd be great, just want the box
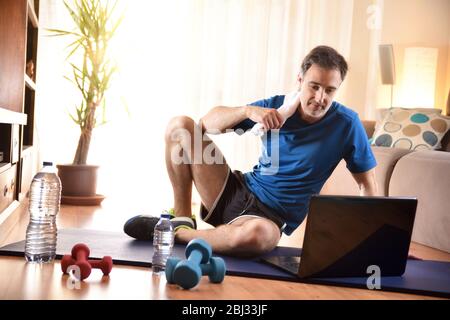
[124,46,377,257]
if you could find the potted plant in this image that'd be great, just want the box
[49,0,123,205]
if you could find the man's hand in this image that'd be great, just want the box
[246,106,284,130]
[249,91,301,136]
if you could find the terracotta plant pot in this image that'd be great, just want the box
[56,164,105,206]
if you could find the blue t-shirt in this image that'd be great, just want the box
[234,95,377,235]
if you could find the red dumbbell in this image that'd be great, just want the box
[61,243,113,280]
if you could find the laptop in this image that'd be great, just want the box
[262,195,417,278]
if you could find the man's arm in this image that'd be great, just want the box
[200,106,284,134]
[199,106,247,134]
[351,168,377,196]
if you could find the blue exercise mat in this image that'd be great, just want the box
[1,228,449,298]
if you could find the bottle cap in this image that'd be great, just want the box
[43,161,53,166]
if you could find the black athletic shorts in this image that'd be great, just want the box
[200,170,286,232]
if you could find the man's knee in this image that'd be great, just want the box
[165,116,197,142]
[230,219,280,256]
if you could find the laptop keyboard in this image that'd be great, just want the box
[261,256,301,275]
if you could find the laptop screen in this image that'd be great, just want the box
[263,195,417,278]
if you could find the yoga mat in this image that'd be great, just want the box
[1,228,449,298]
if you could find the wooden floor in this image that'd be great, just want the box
[0,198,449,300]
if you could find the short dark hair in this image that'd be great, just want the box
[301,46,348,80]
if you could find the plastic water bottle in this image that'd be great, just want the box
[24,162,62,263]
[152,211,174,274]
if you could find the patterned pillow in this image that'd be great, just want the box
[374,107,441,132]
[370,108,450,150]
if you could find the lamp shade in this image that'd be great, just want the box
[379,44,396,85]
[399,47,438,108]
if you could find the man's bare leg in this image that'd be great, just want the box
[165,116,280,257]
[176,216,281,257]
[165,116,229,217]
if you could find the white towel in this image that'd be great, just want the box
[250,91,301,136]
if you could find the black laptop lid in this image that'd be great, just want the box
[297,195,417,278]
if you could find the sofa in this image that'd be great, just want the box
[319,120,450,253]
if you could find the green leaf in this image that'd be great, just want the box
[63,0,81,27]
[66,40,83,59]
[69,111,80,125]
[121,96,131,118]
[110,14,124,37]
[45,28,82,37]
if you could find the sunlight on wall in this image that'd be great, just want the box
[86,1,203,208]
[37,0,354,212]
[38,1,265,210]
[91,1,262,208]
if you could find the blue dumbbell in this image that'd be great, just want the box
[170,239,226,289]
[165,257,181,284]
[165,255,226,286]
[202,257,226,283]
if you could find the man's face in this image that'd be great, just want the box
[297,64,343,123]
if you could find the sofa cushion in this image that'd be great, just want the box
[371,108,450,151]
[389,151,450,253]
[374,107,441,133]
[320,146,412,196]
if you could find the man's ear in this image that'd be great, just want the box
[297,72,303,90]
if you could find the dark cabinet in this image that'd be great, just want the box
[0,0,39,216]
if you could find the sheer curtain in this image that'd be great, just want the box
[36,0,354,210]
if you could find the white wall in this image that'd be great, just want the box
[342,0,373,117]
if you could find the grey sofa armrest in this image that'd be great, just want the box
[320,146,412,197]
[389,151,450,253]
